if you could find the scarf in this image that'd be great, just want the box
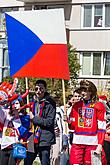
[34,99,45,143]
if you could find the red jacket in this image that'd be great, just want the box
[69,100,106,145]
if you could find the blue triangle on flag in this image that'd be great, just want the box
[5,13,43,76]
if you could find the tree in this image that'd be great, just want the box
[67,43,81,90]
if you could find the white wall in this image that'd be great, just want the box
[70,30,110,51]
[70,5,81,28]
[17,0,71,2]
[0,0,24,7]
[72,0,110,4]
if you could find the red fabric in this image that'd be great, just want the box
[70,144,106,165]
[13,44,70,80]
[0,80,18,104]
[98,95,107,101]
[0,122,4,132]
[105,133,110,142]
[69,101,106,145]
[95,102,106,144]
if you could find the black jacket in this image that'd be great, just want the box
[32,98,56,146]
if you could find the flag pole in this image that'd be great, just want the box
[62,79,66,106]
[25,77,29,104]
[62,79,68,134]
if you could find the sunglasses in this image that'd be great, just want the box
[35,87,44,91]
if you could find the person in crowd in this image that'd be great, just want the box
[0,79,28,165]
[98,95,110,165]
[67,88,81,145]
[50,96,63,165]
[65,95,74,110]
[51,94,72,165]
[60,94,74,137]
[24,79,56,165]
[11,89,31,143]
[69,80,106,165]
[67,89,81,118]
[59,94,74,165]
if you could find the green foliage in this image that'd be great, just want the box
[68,43,81,78]
[67,43,81,89]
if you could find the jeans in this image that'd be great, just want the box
[0,148,17,165]
[60,150,69,165]
[104,140,110,165]
[24,145,51,165]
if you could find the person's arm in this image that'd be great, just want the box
[30,103,56,128]
[68,106,75,131]
[95,102,106,154]
[0,107,6,131]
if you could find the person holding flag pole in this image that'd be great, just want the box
[24,79,56,165]
[5,8,70,165]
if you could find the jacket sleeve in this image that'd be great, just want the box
[32,103,56,128]
[68,106,75,131]
[0,107,6,132]
[95,102,106,145]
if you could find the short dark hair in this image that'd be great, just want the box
[35,80,47,88]
[79,80,97,100]
[67,94,73,101]
[73,88,81,94]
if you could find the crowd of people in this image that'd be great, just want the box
[0,78,109,165]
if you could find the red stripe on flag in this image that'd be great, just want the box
[13,44,70,80]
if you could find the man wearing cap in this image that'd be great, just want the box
[69,80,106,165]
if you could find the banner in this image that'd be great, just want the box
[5,9,70,80]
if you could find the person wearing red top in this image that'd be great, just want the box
[69,80,106,165]
[98,95,110,165]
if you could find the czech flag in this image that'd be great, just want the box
[5,9,70,80]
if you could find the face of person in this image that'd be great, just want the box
[67,97,74,106]
[35,83,46,100]
[73,92,81,103]
[13,100,20,110]
[81,88,91,100]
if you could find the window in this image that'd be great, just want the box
[83,5,92,27]
[93,53,101,75]
[82,53,91,75]
[0,47,9,81]
[0,7,18,31]
[104,52,110,75]
[0,12,5,31]
[81,52,110,77]
[33,5,47,10]
[3,48,9,66]
[94,5,103,27]
[105,4,110,27]
[2,48,9,78]
[82,4,110,28]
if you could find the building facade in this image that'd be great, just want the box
[0,0,110,94]
[0,0,24,81]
